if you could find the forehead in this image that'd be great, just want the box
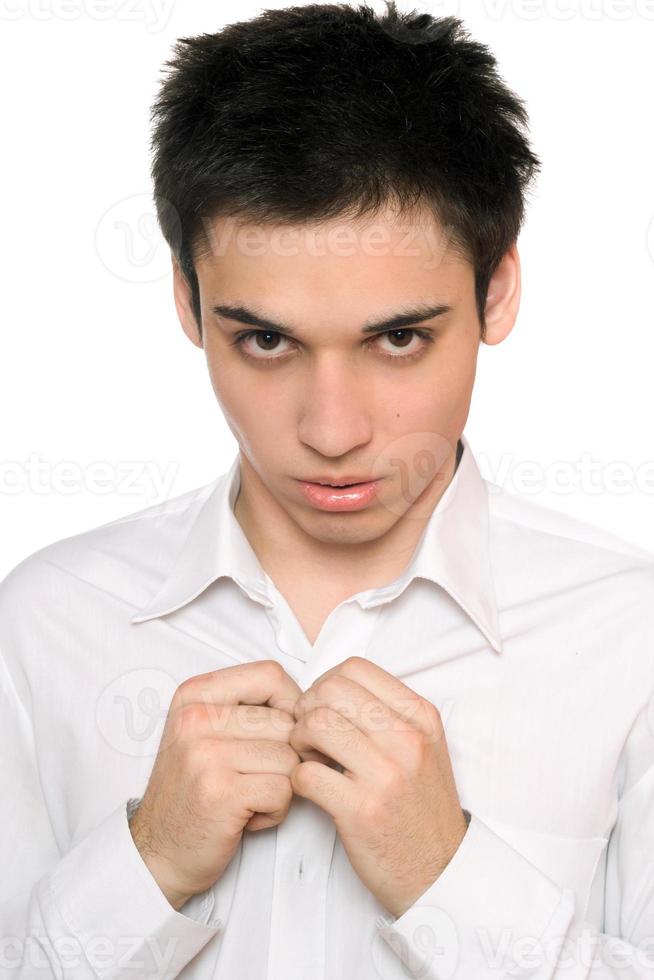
[195,203,469,292]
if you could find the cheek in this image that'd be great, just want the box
[212,371,294,448]
[202,349,253,441]
[393,379,459,427]
[386,358,475,448]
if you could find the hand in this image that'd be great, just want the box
[288,656,470,919]
[129,660,334,910]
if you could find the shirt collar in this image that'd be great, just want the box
[130,433,503,654]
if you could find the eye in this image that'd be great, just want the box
[233,330,291,358]
[231,327,434,363]
[375,328,432,359]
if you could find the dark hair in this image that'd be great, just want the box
[149,1,541,342]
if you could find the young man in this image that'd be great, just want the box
[1,2,653,978]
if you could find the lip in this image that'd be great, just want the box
[296,478,381,512]
[303,475,375,486]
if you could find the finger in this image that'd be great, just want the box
[298,748,343,769]
[211,737,300,775]
[290,757,353,819]
[294,675,429,760]
[178,660,302,717]
[182,702,297,742]
[178,702,339,767]
[290,706,384,779]
[294,675,402,742]
[235,771,294,819]
[301,657,439,737]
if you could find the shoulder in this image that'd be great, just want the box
[486,477,654,565]
[0,477,220,616]
[485,476,654,615]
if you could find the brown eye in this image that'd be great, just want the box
[375,327,433,361]
[232,329,294,361]
[254,331,281,351]
[387,329,413,348]
[233,325,433,364]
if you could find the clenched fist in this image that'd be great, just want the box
[129,660,334,910]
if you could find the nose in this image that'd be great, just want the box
[297,355,373,458]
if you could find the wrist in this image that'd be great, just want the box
[126,798,193,912]
[141,852,194,911]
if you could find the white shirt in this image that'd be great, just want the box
[1,432,654,980]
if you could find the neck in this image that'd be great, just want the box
[233,442,462,592]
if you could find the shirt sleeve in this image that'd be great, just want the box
[377,697,654,979]
[0,648,222,979]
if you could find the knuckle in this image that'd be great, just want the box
[307,705,333,731]
[402,729,428,769]
[174,674,215,712]
[173,676,196,706]
[420,697,441,724]
[377,762,404,797]
[418,701,443,740]
[177,702,212,738]
[186,701,210,724]
[404,724,426,749]
[287,724,300,751]
[281,742,301,768]
[315,675,341,699]
[270,706,295,732]
[274,776,295,805]
[259,659,287,682]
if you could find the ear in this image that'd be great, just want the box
[481,242,521,346]
[172,254,203,349]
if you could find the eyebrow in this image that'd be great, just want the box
[211,301,453,337]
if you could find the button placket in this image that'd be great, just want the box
[266,796,337,980]
[265,600,386,979]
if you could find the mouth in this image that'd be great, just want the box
[296,477,382,512]
[316,481,363,488]
[304,476,373,488]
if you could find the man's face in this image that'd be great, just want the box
[175,204,513,548]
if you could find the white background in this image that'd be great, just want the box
[1,0,653,579]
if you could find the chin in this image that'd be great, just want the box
[300,509,395,544]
